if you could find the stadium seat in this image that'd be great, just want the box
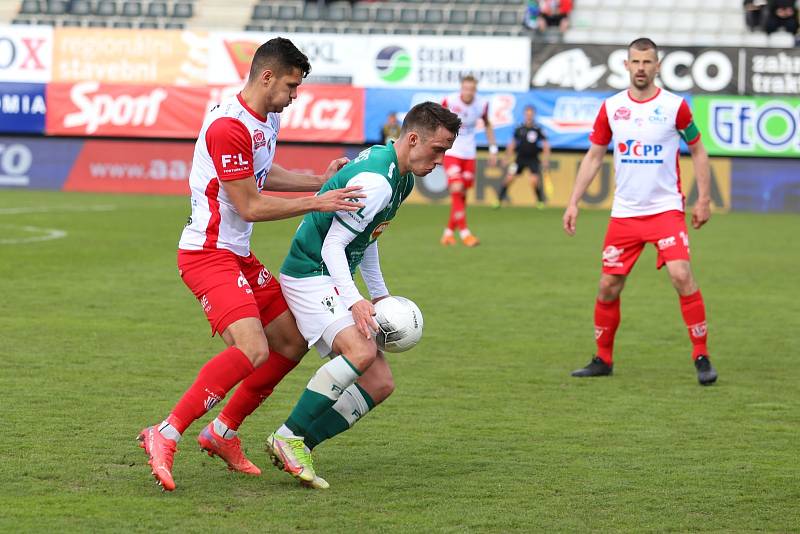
[95,1,116,16]
[277,5,298,21]
[493,29,512,36]
[418,28,437,35]
[342,26,363,33]
[165,21,185,29]
[113,20,134,28]
[448,9,468,25]
[245,23,264,32]
[393,27,413,35]
[468,28,488,36]
[251,4,271,20]
[443,28,462,35]
[147,2,167,17]
[62,19,82,26]
[267,24,289,33]
[424,9,444,24]
[37,19,56,25]
[19,0,41,15]
[473,10,493,25]
[69,0,91,16]
[325,3,349,22]
[399,8,419,24]
[87,19,108,27]
[122,2,142,17]
[302,2,322,21]
[139,20,158,28]
[172,2,192,18]
[596,11,620,29]
[293,24,313,33]
[350,5,369,22]
[12,18,33,24]
[374,7,394,23]
[46,0,68,15]
[496,9,519,26]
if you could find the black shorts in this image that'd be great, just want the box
[514,159,541,176]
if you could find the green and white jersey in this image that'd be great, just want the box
[280,143,414,284]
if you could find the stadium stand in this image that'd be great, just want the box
[8,0,798,46]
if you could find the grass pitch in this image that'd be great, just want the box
[1,190,798,532]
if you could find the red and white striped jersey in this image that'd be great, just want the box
[442,93,489,159]
[590,88,700,218]
[178,93,279,257]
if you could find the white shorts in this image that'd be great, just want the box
[279,273,356,357]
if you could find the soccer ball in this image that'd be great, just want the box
[373,296,424,353]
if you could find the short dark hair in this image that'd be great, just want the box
[460,74,478,84]
[249,37,311,82]
[628,37,658,56]
[400,102,461,138]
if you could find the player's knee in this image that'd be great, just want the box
[670,269,696,293]
[346,342,379,371]
[373,374,395,402]
[598,277,623,300]
[238,338,270,367]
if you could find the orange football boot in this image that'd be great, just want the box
[138,426,177,491]
[197,423,261,475]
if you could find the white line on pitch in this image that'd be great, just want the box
[0,225,68,245]
[0,205,117,215]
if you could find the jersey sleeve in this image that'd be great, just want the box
[538,126,548,140]
[588,101,612,145]
[205,117,254,181]
[334,172,393,235]
[676,99,701,145]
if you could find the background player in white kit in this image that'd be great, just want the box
[440,75,498,247]
[137,38,365,492]
[563,38,718,386]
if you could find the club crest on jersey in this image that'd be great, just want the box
[371,221,390,240]
[253,129,266,150]
[618,140,664,164]
[257,268,272,287]
[614,107,631,120]
[649,105,669,124]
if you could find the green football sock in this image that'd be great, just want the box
[285,355,360,436]
[305,383,375,450]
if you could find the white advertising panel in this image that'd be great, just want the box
[0,25,53,83]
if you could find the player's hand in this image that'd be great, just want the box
[351,299,378,339]
[563,204,579,236]
[323,157,350,180]
[314,186,365,212]
[691,199,711,229]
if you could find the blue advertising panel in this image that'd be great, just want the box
[0,136,83,190]
[731,157,800,213]
[0,83,46,134]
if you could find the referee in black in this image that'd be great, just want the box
[496,105,551,208]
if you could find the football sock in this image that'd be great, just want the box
[219,350,299,431]
[442,228,454,238]
[459,228,473,240]
[497,184,509,201]
[448,192,466,231]
[285,355,361,437]
[158,420,181,442]
[166,346,254,434]
[534,180,545,202]
[594,298,621,365]
[679,290,709,359]
[305,383,375,450]
[212,417,237,439]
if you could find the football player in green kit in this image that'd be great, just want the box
[266,101,461,488]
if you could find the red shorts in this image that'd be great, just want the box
[443,155,476,189]
[177,249,288,336]
[601,210,691,275]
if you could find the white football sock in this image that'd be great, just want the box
[158,420,181,442]
[213,417,237,439]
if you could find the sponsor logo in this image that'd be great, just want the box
[203,389,222,412]
[538,96,604,134]
[709,100,799,153]
[375,46,412,83]
[614,107,631,120]
[200,294,212,313]
[594,326,605,340]
[0,91,46,116]
[680,231,689,248]
[257,267,272,287]
[532,49,607,91]
[281,91,353,132]
[649,105,669,123]
[690,322,707,338]
[618,140,664,163]
[221,153,249,168]
[0,143,33,186]
[255,167,267,191]
[237,271,252,294]
[602,245,624,268]
[370,221,390,240]
[61,81,168,134]
[0,31,51,82]
[657,236,676,250]
[253,129,266,150]
[749,51,800,95]
[322,295,337,314]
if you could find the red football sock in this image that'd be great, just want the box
[167,346,254,434]
[594,298,620,365]
[448,192,466,231]
[218,350,300,430]
[679,290,708,359]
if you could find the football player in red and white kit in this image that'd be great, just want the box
[563,38,718,386]
[137,38,365,491]
[440,75,498,247]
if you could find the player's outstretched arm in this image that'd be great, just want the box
[563,143,607,236]
[222,177,364,222]
[688,140,711,230]
[262,159,350,193]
